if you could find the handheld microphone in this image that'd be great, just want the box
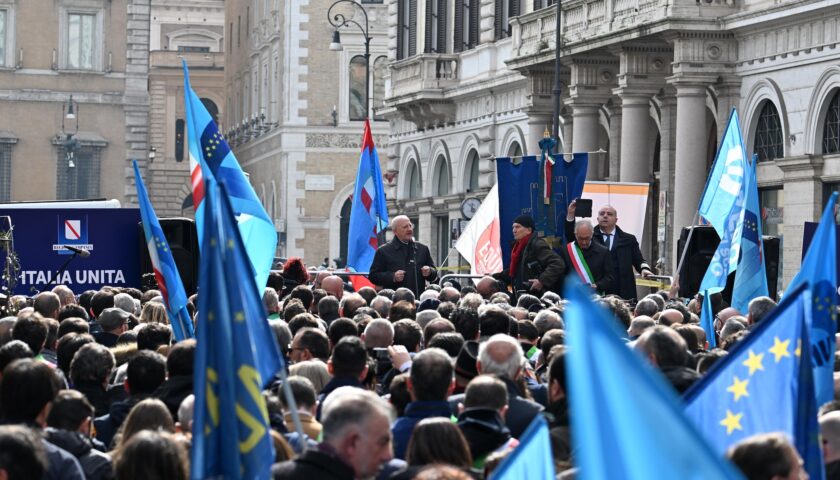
[63,245,91,258]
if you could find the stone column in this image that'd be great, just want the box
[670,82,709,263]
[527,114,554,156]
[616,92,653,183]
[570,104,601,179]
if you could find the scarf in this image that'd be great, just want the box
[509,233,532,278]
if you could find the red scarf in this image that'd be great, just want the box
[509,233,532,278]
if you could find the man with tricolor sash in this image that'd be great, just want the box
[566,220,613,294]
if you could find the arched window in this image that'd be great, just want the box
[754,101,784,162]
[372,56,388,121]
[435,156,450,196]
[465,149,479,192]
[823,90,840,154]
[201,98,219,126]
[349,56,367,121]
[507,141,522,158]
[339,197,352,266]
[408,160,422,198]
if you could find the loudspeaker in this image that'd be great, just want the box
[139,218,199,296]
[676,226,780,302]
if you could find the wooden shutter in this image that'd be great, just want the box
[424,0,433,53]
[409,0,417,56]
[494,0,503,40]
[469,0,479,47]
[397,0,405,59]
[454,0,464,52]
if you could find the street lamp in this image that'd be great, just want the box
[61,96,80,168]
[327,0,371,120]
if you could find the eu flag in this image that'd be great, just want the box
[787,191,838,406]
[563,279,743,480]
[346,119,388,290]
[133,160,194,341]
[684,285,824,480]
[731,154,769,313]
[488,416,554,480]
[183,61,277,292]
[191,178,284,480]
[698,108,748,293]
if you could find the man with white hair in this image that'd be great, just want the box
[566,220,613,294]
[272,387,394,479]
[370,215,437,297]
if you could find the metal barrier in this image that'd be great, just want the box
[328,271,371,279]
[438,273,484,286]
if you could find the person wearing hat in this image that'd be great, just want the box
[493,215,566,298]
[92,307,131,348]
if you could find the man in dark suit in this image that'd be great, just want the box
[565,201,653,300]
[565,220,614,294]
[369,215,437,297]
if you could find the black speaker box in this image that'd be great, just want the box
[138,218,199,296]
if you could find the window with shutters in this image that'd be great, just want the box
[454,0,479,52]
[753,101,784,162]
[532,0,555,9]
[425,0,446,53]
[494,0,520,40]
[397,0,417,60]
[822,90,840,155]
[56,144,103,200]
[0,142,12,201]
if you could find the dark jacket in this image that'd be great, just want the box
[369,237,437,297]
[456,408,512,466]
[72,383,111,417]
[152,375,193,421]
[565,221,650,300]
[315,376,366,421]
[391,400,453,460]
[495,234,566,296]
[271,447,355,480]
[45,428,114,480]
[563,240,614,294]
[93,397,139,449]
[43,438,86,480]
[449,377,543,439]
[92,331,118,349]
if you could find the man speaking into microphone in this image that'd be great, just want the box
[369,215,437,297]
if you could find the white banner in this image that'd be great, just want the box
[579,182,650,243]
[455,184,503,278]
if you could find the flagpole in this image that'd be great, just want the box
[674,209,700,292]
[277,366,309,453]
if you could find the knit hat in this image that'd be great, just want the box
[512,214,536,231]
[454,340,479,379]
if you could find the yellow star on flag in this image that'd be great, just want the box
[234,312,245,322]
[742,350,764,375]
[727,376,749,402]
[769,337,791,363]
[795,339,801,358]
[720,410,743,435]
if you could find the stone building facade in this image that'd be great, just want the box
[0,0,150,205]
[223,0,389,266]
[384,0,840,287]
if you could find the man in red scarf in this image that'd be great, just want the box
[494,215,566,298]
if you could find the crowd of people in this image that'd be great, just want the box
[0,208,835,480]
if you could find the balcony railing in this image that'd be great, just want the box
[389,53,460,99]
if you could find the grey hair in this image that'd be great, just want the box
[419,290,439,302]
[370,296,392,319]
[113,293,136,315]
[574,220,593,233]
[390,215,410,229]
[477,334,524,380]
[534,310,564,334]
[177,394,195,430]
[262,288,280,313]
[747,296,777,325]
[416,310,442,329]
[459,293,484,311]
[321,387,393,442]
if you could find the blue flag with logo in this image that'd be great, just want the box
[564,279,743,480]
[488,416,554,480]
[183,61,277,292]
[133,160,194,341]
[698,109,748,294]
[496,154,587,267]
[684,285,824,480]
[731,154,769,313]
[190,178,284,480]
[787,191,838,406]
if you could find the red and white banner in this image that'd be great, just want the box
[455,184,503,281]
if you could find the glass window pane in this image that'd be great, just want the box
[436,157,449,196]
[467,150,479,192]
[349,56,366,121]
[0,10,6,65]
[759,187,783,237]
[754,101,783,162]
[373,56,387,121]
[409,161,421,198]
[823,91,840,155]
[68,13,95,70]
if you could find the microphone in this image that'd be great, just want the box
[63,245,90,258]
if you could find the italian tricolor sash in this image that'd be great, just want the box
[567,241,594,285]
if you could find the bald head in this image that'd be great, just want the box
[391,215,414,242]
[627,315,655,338]
[314,271,331,289]
[658,309,683,327]
[322,275,345,300]
[362,319,394,349]
[476,276,500,299]
[477,334,523,380]
[597,205,618,232]
[821,411,840,463]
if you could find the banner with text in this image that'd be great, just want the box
[0,208,141,294]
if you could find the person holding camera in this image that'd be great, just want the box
[493,215,565,298]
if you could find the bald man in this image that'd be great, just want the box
[566,201,653,300]
[369,215,437,297]
[820,411,840,477]
[321,275,345,300]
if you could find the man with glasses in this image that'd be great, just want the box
[370,215,437,297]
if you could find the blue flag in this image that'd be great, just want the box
[191,178,284,480]
[684,285,824,480]
[698,109,748,293]
[346,119,388,281]
[731,154,769,313]
[563,279,743,480]
[488,416,554,480]
[787,191,838,406]
[183,61,277,292]
[700,289,717,349]
[496,153,587,267]
[133,161,194,341]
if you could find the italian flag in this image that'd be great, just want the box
[567,241,594,285]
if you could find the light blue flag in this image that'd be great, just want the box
[133,160,194,341]
[488,416,554,480]
[700,289,717,349]
[191,177,284,480]
[731,154,769,313]
[563,279,744,480]
[787,191,838,406]
[698,109,748,293]
[183,61,277,292]
[684,285,824,480]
